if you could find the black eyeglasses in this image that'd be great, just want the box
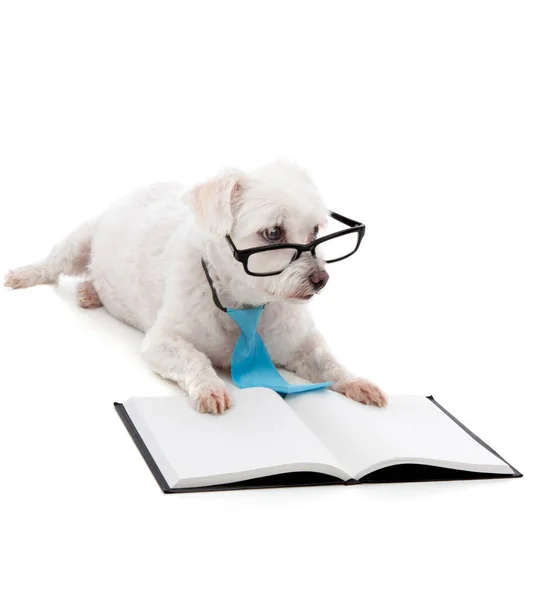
[226,211,365,276]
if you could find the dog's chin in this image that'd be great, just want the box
[259,288,315,304]
[257,281,318,304]
[282,289,316,303]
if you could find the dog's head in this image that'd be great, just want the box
[186,161,330,305]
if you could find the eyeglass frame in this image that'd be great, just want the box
[225,211,366,277]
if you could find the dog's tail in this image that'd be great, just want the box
[4,220,96,289]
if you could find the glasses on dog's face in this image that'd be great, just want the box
[226,211,365,276]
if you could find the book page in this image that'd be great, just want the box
[287,390,513,479]
[124,387,349,489]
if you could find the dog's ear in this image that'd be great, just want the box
[185,170,245,238]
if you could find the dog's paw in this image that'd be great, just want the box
[4,267,41,289]
[194,385,233,415]
[332,378,388,407]
[77,280,103,309]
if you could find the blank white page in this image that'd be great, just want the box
[124,388,348,489]
[287,391,512,479]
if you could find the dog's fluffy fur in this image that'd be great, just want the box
[5,161,387,413]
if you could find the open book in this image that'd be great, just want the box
[115,384,521,493]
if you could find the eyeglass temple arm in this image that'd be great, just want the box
[225,235,238,253]
[329,211,363,227]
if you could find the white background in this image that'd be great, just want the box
[1,1,553,599]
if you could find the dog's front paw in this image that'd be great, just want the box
[332,378,388,407]
[193,385,233,415]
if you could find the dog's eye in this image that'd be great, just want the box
[263,226,284,242]
[313,225,319,238]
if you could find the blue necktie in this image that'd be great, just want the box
[227,306,331,396]
[201,259,330,396]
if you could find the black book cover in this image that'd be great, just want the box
[114,396,522,494]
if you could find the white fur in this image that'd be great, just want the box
[5,161,387,413]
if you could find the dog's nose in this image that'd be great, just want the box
[310,270,329,291]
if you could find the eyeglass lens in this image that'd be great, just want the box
[314,230,359,262]
[247,247,298,275]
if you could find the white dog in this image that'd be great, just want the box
[5,161,387,413]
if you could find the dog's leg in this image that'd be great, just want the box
[274,330,387,407]
[77,280,103,309]
[4,220,96,289]
[142,323,232,414]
